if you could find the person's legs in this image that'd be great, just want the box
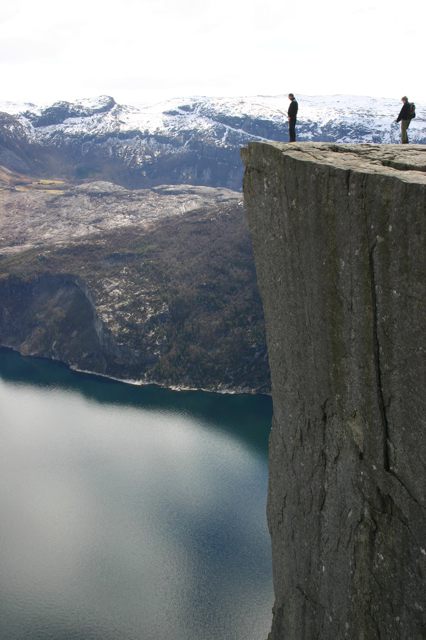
[401,119,410,143]
[289,119,296,142]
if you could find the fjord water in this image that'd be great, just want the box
[0,348,273,640]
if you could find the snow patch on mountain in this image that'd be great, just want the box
[0,100,42,115]
[1,94,424,191]
[1,93,425,146]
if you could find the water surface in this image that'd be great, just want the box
[0,348,273,640]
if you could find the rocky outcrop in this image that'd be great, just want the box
[0,273,125,373]
[241,142,426,639]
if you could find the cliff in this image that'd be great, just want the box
[241,142,426,639]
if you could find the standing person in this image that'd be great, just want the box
[396,96,411,144]
[288,93,298,142]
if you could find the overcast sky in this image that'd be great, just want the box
[1,0,425,107]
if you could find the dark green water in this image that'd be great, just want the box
[0,347,273,640]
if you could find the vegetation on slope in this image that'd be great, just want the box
[0,200,270,393]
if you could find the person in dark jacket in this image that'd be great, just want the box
[287,94,298,142]
[396,96,411,144]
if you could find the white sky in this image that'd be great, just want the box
[0,0,425,107]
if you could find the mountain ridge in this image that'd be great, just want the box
[1,94,425,190]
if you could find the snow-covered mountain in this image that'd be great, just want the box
[1,94,425,189]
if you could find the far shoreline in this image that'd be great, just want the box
[0,344,271,397]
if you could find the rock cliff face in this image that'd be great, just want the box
[241,142,426,639]
[0,274,126,373]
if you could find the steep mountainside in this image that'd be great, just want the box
[242,142,426,639]
[1,95,425,190]
[0,181,269,393]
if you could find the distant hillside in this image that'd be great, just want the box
[1,94,425,190]
[0,182,269,393]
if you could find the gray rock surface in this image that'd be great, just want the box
[241,142,426,639]
[0,182,240,255]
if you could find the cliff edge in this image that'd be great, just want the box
[241,142,426,639]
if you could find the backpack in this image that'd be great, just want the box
[409,102,416,119]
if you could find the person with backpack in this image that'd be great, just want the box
[396,96,415,144]
[287,94,298,142]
